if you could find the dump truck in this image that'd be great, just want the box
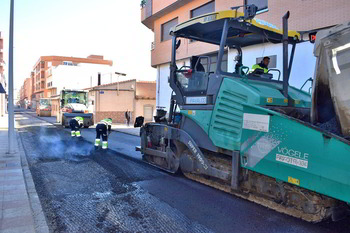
[138,6,350,222]
[36,98,52,117]
[58,89,93,128]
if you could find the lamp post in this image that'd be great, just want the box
[115,72,126,95]
[7,0,15,154]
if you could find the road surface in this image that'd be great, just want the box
[16,110,350,233]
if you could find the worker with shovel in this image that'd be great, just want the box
[95,118,112,149]
[69,116,84,137]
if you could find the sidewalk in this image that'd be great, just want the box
[0,114,49,233]
[111,123,140,136]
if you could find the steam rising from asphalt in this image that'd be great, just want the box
[39,127,94,161]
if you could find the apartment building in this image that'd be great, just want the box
[141,0,350,111]
[84,79,156,124]
[19,77,33,109]
[26,55,113,110]
[0,31,6,116]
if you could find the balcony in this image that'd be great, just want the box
[141,0,152,21]
[141,0,191,29]
[40,81,45,90]
[46,68,52,78]
[41,71,45,79]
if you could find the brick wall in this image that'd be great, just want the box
[94,111,134,124]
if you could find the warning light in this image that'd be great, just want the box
[309,32,317,43]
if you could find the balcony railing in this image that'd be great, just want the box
[141,0,152,21]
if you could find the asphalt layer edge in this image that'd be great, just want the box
[17,130,50,233]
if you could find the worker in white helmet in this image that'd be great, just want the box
[95,118,112,149]
[69,116,84,137]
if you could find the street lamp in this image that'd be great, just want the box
[8,0,15,154]
[115,72,126,95]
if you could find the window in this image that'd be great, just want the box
[256,55,277,69]
[200,52,228,72]
[63,61,78,66]
[190,1,215,43]
[63,61,73,66]
[161,18,178,42]
[191,1,215,18]
[47,68,52,76]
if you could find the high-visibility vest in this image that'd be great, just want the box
[99,118,112,126]
[73,116,84,125]
[251,64,268,73]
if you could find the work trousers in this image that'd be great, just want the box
[95,123,108,149]
[69,119,81,137]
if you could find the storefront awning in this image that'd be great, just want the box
[0,83,6,94]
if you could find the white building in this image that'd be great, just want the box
[47,62,120,97]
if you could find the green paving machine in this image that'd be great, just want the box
[138,6,350,222]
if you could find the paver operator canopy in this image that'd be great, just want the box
[168,7,303,110]
[170,10,300,47]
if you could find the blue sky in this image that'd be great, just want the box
[0,0,156,91]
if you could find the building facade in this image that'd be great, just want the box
[19,77,32,109]
[20,55,113,113]
[0,31,6,116]
[141,0,350,111]
[85,79,156,124]
[32,55,113,99]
